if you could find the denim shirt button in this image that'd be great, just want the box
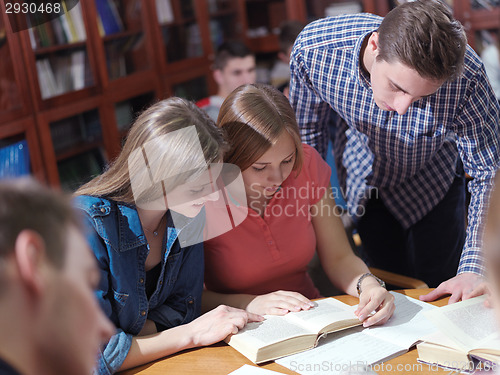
[159,280,163,285]
[140,310,146,316]
[188,299,194,304]
[101,207,106,213]
[139,278,144,284]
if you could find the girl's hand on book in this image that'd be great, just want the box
[355,286,395,327]
[187,305,263,347]
[246,291,315,316]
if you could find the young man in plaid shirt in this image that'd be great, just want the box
[289,0,500,303]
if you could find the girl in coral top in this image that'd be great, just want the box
[203,83,395,327]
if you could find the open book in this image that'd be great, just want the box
[276,292,438,375]
[417,295,500,372]
[226,297,362,364]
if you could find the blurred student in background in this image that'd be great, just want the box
[271,20,305,98]
[197,41,256,121]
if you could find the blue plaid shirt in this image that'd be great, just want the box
[289,14,500,276]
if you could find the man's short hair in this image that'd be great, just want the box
[377,0,467,81]
[279,20,305,54]
[213,41,253,71]
[0,178,77,268]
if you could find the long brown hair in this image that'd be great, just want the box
[76,97,226,204]
[217,83,303,174]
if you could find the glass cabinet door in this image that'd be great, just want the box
[50,109,106,191]
[95,0,151,80]
[28,1,95,99]
[155,0,204,62]
[207,0,241,50]
[0,15,25,116]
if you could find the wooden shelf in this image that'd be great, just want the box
[209,9,236,18]
[101,29,144,42]
[246,34,279,53]
[469,8,500,30]
[55,139,103,162]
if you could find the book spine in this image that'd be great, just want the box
[95,0,123,35]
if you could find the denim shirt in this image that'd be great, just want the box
[73,196,204,375]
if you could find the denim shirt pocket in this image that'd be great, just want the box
[112,289,129,317]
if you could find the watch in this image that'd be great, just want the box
[356,273,386,295]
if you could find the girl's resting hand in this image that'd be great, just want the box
[246,290,315,316]
[354,285,395,327]
[186,305,263,347]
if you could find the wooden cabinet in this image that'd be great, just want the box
[0,0,392,190]
[0,0,236,190]
[241,0,391,55]
[453,1,500,52]
[0,2,45,181]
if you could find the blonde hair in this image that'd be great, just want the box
[217,83,303,173]
[76,97,226,204]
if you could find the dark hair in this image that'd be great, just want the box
[213,41,254,71]
[376,0,466,81]
[279,20,305,54]
[0,178,78,268]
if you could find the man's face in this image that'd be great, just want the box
[369,59,444,116]
[216,55,256,97]
[42,226,114,375]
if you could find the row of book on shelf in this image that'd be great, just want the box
[225,292,500,374]
[28,1,86,49]
[36,50,90,99]
[95,0,176,36]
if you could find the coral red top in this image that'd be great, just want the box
[204,144,331,299]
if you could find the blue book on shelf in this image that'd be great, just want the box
[95,0,123,35]
[0,140,30,178]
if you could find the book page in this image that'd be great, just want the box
[363,292,438,349]
[276,292,438,375]
[285,298,358,333]
[420,330,465,349]
[229,315,314,349]
[424,295,499,352]
[276,327,406,375]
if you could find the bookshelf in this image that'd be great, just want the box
[452,0,500,52]
[0,0,393,190]
[0,2,45,181]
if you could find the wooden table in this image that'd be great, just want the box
[118,289,449,375]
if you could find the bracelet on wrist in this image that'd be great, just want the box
[356,272,386,296]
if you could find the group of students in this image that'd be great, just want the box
[2,1,500,374]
